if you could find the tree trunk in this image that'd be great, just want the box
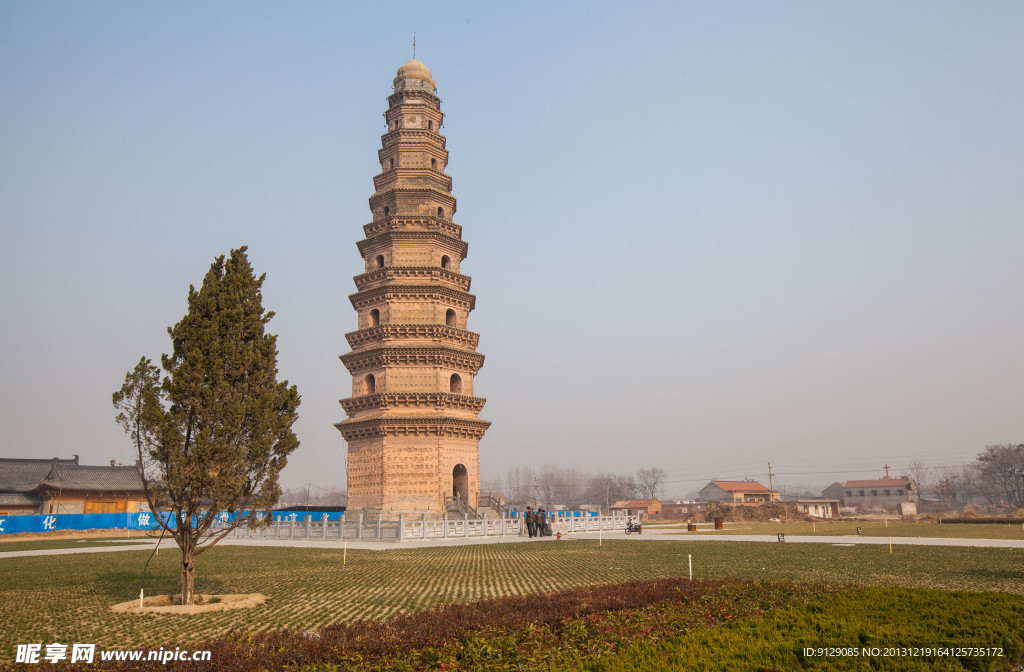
[180,555,195,605]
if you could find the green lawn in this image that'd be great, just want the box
[1,538,1023,659]
[652,519,1024,539]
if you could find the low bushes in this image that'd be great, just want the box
[56,578,846,671]
[571,587,1024,671]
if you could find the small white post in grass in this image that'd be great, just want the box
[139,588,144,610]
[889,537,893,555]
[885,518,888,528]
[344,541,347,566]
[689,554,692,580]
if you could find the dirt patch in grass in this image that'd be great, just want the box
[110,593,266,614]
[0,528,159,543]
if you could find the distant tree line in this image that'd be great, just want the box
[277,483,347,508]
[481,465,668,511]
[906,444,1024,509]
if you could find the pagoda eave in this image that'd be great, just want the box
[354,266,471,292]
[345,324,480,350]
[363,215,462,238]
[335,416,491,440]
[356,231,468,259]
[340,392,487,415]
[349,285,476,311]
[339,346,485,374]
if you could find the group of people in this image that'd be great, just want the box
[523,506,552,538]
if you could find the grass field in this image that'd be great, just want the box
[652,519,1024,539]
[2,538,1024,660]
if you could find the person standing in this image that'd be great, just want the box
[525,506,536,538]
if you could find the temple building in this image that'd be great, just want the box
[336,59,490,516]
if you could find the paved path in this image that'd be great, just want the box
[0,541,160,558]
[4,527,1024,558]
[636,526,1024,548]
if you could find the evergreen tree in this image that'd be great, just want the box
[113,247,300,604]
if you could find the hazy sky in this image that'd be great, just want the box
[2,2,1021,499]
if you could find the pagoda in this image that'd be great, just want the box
[336,59,490,516]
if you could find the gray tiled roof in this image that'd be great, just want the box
[39,465,144,493]
[0,458,79,493]
[0,492,42,507]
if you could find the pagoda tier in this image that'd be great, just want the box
[337,59,489,516]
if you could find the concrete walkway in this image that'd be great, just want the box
[4,527,1024,558]
[636,526,1024,548]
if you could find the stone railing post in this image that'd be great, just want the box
[304,514,312,538]
[398,513,405,541]
[463,512,469,537]
[322,513,329,539]
[377,514,383,539]
[482,510,488,536]
[356,513,364,539]
[442,513,448,538]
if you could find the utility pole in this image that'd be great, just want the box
[768,462,775,501]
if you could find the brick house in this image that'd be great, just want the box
[609,499,662,519]
[698,480,780,503]
[822,477,916,510]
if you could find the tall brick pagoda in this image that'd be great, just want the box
[336,59,490,516]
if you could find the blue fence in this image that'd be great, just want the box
[0,511,174,535]
[0,509,600,534]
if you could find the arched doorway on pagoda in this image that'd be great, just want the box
[452,464,469,502]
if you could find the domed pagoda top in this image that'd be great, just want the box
[393,58,436,93]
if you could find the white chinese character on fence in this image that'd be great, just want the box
[0,518,5,533]
[138,513,151,527]
[42,515,57,530]
[44,643,68,663]
[71,643,96,663]
[220,512,229,523]
[16,644,41,664]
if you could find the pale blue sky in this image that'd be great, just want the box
[2,2,1021,497]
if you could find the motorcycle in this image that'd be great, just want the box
[625,519,642,535]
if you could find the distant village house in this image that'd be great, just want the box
[698,480,780,503]
[609,499,662,519]
[822,477,916,512]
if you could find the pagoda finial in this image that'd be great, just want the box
[413,33,416,59]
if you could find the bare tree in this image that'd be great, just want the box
[935,463,984,506]
[973,444,1024,508]
[903,459,931,494]
[636,467,667,500]
[479,475,504,497]
[504,466,535,504]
